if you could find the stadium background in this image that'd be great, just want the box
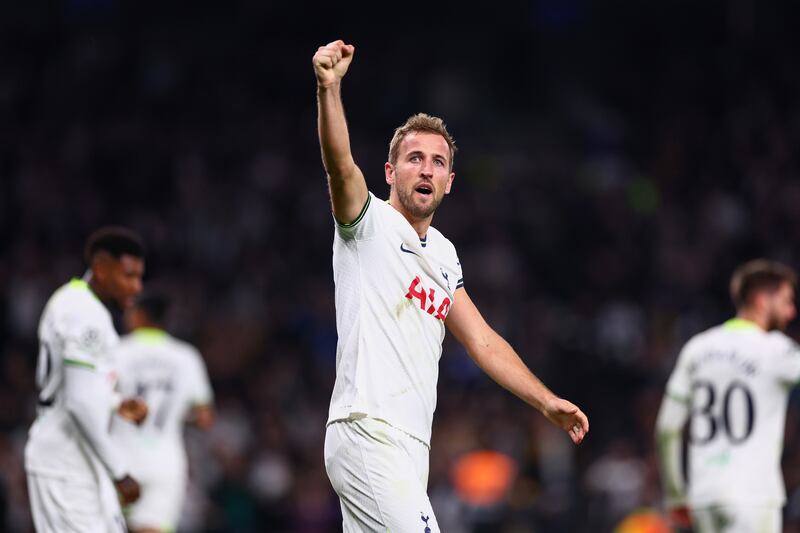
[2,0,800,531]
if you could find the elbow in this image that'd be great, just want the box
[65,393,93,424]
[192,406,215,431]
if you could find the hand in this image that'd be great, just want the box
[118,398,148,425]
[114,474,141,505]
[542,397,589,444]
[313,40,355,88]
[668,506,692,529]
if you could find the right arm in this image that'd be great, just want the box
[654,343,694,528]
[654,394,691,528]
[313,40,369,224]
[63,364,140,503]
[189,404,215,431]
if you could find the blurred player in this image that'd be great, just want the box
[313,39,589,532]
[111,292,215,533]
[25,226,148,533]
[656,259,799,533]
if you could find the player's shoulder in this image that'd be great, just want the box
[46,279,111,326]
[766,330,800,353]
[159,334,205,364]
[681,324,730,354]
[426,225,459,255]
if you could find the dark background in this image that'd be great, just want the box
[2,0,800,531]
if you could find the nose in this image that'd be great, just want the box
[420,158,434,178]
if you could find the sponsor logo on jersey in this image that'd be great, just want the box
[406,276,451,321]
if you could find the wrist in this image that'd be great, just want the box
[317,81,341,92]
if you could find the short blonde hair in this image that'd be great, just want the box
[388,113,457,171]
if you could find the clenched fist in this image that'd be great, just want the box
[313,40,355,88]
[118,397,148,425]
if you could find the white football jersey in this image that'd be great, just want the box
[25,278,120,483]
[664,318,800,507]
[327,192,463,446]
[111,329,213,479]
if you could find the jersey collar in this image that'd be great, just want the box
[723,318,761,331]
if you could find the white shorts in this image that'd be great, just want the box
[690,505,781,533]
[124,477,185,532]
[324,417,439,533]
[27,472,126,533]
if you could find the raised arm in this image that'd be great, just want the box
[313,39,369,224]
[445,288,589,444]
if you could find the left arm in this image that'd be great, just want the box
[188,404,215,431]
[445,287,588,444]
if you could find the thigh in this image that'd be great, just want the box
[325,419,440,533]
[27,473,114,533]
[691,506,780,533]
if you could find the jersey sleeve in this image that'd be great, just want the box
[334,191,379,242]
[187,349,214,407]
[664,336,698,404]
[773,335,800,385]
[64,363,128,480]
[58,310,112,369]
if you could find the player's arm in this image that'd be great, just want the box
[445,287,588,444]
[313,39,369,225]
[188,404,215,431]
[654,387,691,514]
[63,363,140,503]
[654,340,694,528]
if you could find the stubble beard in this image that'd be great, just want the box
[395,185,443,220]
[765,308,789,332]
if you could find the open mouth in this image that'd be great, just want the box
[415,184,433,196]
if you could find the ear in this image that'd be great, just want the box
[444,171,455,195]
[753,291,769,310]
[91,251,112,282]
[384,162,395,186]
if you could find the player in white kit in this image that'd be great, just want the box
[111,292,215,533]
[25,226,149,533]
[656,259,799,533]
[313,40,590,533]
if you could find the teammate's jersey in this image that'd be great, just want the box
[25,278,120,483]
[664,318,800,508]
[111,328,213,479]
[327,192,464,446]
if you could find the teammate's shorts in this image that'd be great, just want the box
[124,476,185,531]
[324,416,439,533]
[27,471,126,533]
[690,505,780,533]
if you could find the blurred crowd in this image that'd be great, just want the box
[2,1,800,531]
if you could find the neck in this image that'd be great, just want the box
[737,309,768,331]
[388,195,433,238]
[87,277,109,305]
[136,320,162,330]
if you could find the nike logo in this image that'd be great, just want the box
[400,243,420,257]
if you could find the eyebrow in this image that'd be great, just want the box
[407,150,447,162]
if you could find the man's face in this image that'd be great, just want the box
[385,132,455,221]
[765,282,796,331]
[95,254,145,310]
